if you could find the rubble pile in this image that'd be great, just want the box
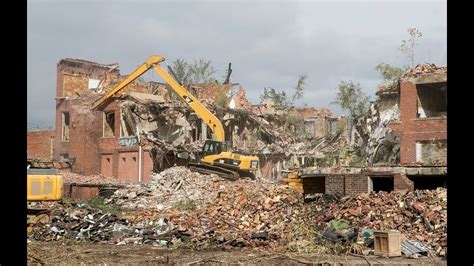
[106,167,221,210]
[121,93,348,166]
[402,63,447,79]
[311,188,447,256]
[29,167,446,256]
[161,181,303,249]
[61,172,131,185]
[353,103,400,165]
[28,203,188,246]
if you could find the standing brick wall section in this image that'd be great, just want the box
[389,81,447,165]
[394,173,414,191]
[27,129,55,159]
[54,99,103,175]
[325,175,344,196]
[344,175,369,196]
[54,58,155,181]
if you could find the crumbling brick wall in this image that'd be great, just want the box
[394,173,414,190]
[55,97,154,181]
[54,98,102,175]
[57,58,150,99]
[389,81,447,165]
[27,129,55,160]
[54,58,156,181]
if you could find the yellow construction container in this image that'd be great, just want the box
[27,173,63,201]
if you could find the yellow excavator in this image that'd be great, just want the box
[27,162,63,230]
[92,55,260,180]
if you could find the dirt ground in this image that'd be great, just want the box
[27,240,446,265]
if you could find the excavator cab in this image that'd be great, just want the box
[202,140,227,156]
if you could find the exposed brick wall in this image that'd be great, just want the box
[389,81,447,165]
[57,58,149,99]
[27,129,55,159]
[394,173,414,190]
[344,175,368,196]
[142,151,154,182]
[63,74,88,97]
[57,59,120,98]
[54,98,103,175]
[326,175,344,195]
[235,85,252,108]
[55,59,154,181]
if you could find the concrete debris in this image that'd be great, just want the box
[28,203,188,246]
[353,103,400,165]
[29,166,446,257]
[61,172,131,185]
[119,94,349,172]
[105,167,222,210]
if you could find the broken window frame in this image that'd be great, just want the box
[103,111,116,138]
[368,176,394,193]
[61,112,70,142]
[415,83,447,119]
[119,108,137,138]
[415,139,447,164]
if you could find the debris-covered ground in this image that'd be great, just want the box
[28,167,447,262]
[60,171,132,185]
[27,240,444,265]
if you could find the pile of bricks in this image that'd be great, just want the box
[30,166,447,257]
[402,63,447,78]
[312,188,447,256]
[61,172,131,185]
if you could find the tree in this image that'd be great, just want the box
[260,87,289,107]
[399,27,422,67]
[170,58,217,85]
[374,63,405,87]
[293,73,307,101]
[332,81,369,119]
[260,74,308,108]
[170,59,191,85]
[188,59,216,84]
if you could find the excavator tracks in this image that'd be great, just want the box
[188,162,240,181]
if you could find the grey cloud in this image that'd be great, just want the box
[28,1,446,127]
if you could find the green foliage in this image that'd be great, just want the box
[260,87,289,108]
[171,59,191,85]
[375,63,405,82]
[332,81,369,119]
[399,27,422,67]
[293,73,307,101]
[173,198,196,210]
[170,58,216,85]
[281,113,305,138]
[86,197,122,216]
[319,152,337,167]
[260,73,308,108]
[189,59,216,84]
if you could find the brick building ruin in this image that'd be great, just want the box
[27,59,447,195]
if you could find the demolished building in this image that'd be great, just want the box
[289,64,447,196]
[27,58,446,196]
[39,58,343,182]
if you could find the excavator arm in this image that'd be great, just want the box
[92,55,225,141]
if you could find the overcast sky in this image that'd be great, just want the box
[27,0,446,129]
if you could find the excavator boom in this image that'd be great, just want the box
[92,55,259,179]
[92,55,225,141]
